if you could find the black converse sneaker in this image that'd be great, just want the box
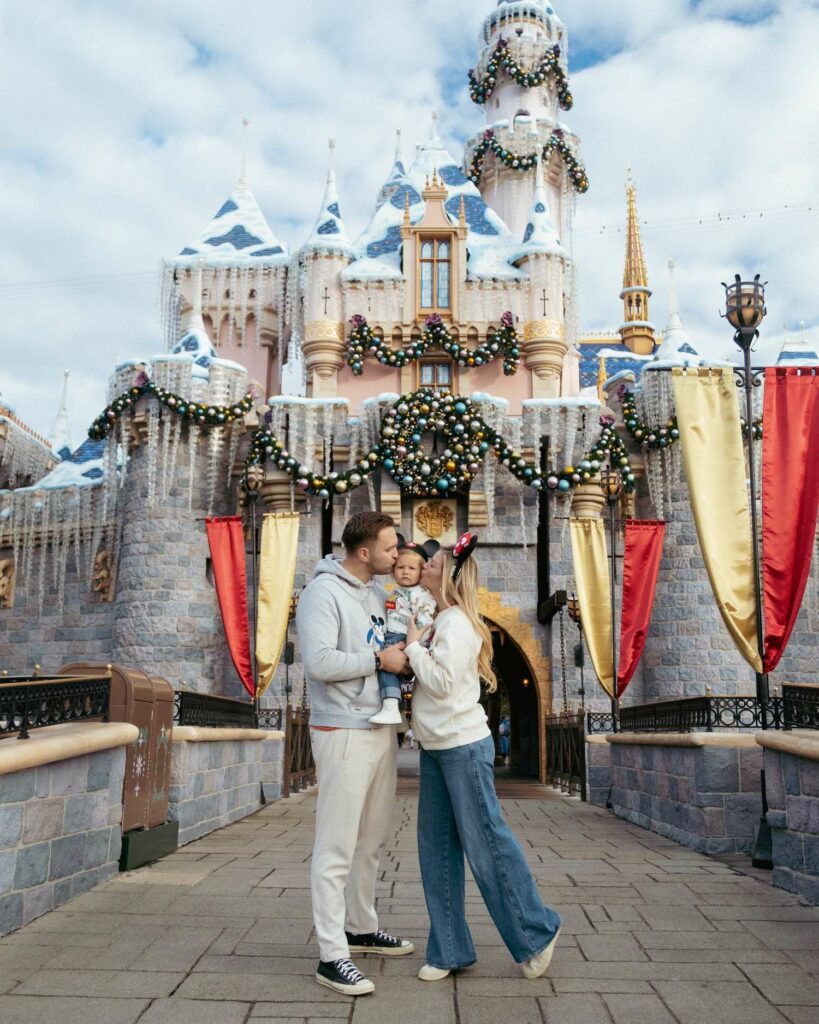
[315,958,374,996]
[346,928,415,956]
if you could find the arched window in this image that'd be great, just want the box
[419,237,452,313]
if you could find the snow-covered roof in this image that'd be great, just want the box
[175,181,288,266]
[776,327,819,366]
[344,126,525,283]
[511,158,565,264]
[302,141,354,257]
[11,438,111,492]
[375,131,407,210]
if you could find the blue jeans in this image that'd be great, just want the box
[418,735,561,969]
[376,629,405,701]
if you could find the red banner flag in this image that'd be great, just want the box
[618,519,666,697]
[205,516,255,697]
[762,367,819,673]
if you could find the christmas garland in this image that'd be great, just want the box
[619,387,762,447]
[347,312,520,377]
[88,374,254,441]
[467,128,589,193]
[468,40,573,110]
[244,388,636,500]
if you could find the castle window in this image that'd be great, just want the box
[418,237,452,313]
[419,358,454,395]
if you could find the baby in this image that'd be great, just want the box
[370,534,439,725]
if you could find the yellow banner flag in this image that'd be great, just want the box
[256,513,300,696]
[570,517,615,697]
[672,367,762,672]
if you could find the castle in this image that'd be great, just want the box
[1,0,817,784]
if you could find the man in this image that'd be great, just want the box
[296,511,414,996]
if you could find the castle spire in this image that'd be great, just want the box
[238,117,249,186]
[303,139,353,252]
[618,170,655,355]
[48,370,73,460]
[655,260,698,362]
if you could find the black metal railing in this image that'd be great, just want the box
[545,711,587,800]
[586,710,616,734]
[257,706,284,730]
[284,705,315,796]
[782,684,819,730]
[174,690,257,730]
[0,676,111,740]
[585,686,819,735]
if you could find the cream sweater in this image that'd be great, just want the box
[405,605,491,751]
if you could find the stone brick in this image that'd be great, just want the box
[49,833,87,881]
[782,755,802,796]
[14,842,51,889]
[0,891,23,935]
[0,805,23,849]
[87,757,111,792]
[787,796,819,835]
[0,769,35,803]
[0,849,15,895]
[772,831,805,873]
[695,749,739,793]
[84,828,112,869]
[50,757,89,796]
[23,798,65,844]
[22,883,55,926]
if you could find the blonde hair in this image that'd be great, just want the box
[439,549,497,693]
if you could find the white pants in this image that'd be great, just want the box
[310,726,397,962]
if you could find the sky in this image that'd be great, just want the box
[0,0,817,446]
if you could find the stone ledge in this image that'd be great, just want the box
[171,727,282,743]
[586,735,609,745]
[0,722,138,776]
[755,729,819,762]
[606,731,759,749]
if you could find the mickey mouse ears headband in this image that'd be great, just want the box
[396,533,440,563]
[452,531,479,581]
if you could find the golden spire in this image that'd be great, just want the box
[623,168,648,289]
[618,169,655,355]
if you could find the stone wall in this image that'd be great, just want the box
[0,746,126,937]
[762,738,819,904]
[586,736,612,807]
[609,736,764,855]
[0,563,114,675]
[168,732,274,846]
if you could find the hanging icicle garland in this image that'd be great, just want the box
[619,385,762,448]
[88,375,254,441]
[347,312,520,376]
[467,128,589,193]
[244,388,636,500]
[469,40,573,109]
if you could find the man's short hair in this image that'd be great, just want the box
[341,512,396,553]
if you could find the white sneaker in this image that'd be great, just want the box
[369,698,403,725]
[418,964,451,981]
[520,926,561,979]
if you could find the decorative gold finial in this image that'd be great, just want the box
[33,664,41,678]
[458,194,466,226]
[106,663,113,678]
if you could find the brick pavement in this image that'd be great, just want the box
[1,752,818,1024]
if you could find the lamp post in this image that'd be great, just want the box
[567,595,586,711]
[720,273,772,869]
[721,274,769,710]
[600,469,622,731]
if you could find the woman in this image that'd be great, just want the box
[405,534,562,981]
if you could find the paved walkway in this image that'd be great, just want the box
[2,753,819,1024]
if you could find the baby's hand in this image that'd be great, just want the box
[406,616,428,647]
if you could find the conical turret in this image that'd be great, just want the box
[619,171,655,355]
[48,370,73,460]
[303,140,353,254]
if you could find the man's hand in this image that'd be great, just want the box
[379,642,408,674]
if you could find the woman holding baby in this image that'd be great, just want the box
[405,532,562,982]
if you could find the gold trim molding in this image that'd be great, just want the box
[524,319,564,342]
[304,320,344,343]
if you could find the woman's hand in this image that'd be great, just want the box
[406,616,428,648]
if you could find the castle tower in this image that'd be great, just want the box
[655,260,699,362]
[301,139,355,399]
[619,172,656,355]
[47,370,73,460]
[512,155,568,397]
[464,0,582,241]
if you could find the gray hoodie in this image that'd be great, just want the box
[295,556,388,729]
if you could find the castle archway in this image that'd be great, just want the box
[478,588,551,783]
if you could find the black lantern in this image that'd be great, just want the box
[721,274,767,341]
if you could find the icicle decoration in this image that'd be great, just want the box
[187,427,199,511]
[0,415,56,489]
[518,482,528,550]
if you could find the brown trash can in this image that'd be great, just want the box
[58,663,174,835]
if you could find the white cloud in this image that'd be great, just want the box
[0,0,816,444]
